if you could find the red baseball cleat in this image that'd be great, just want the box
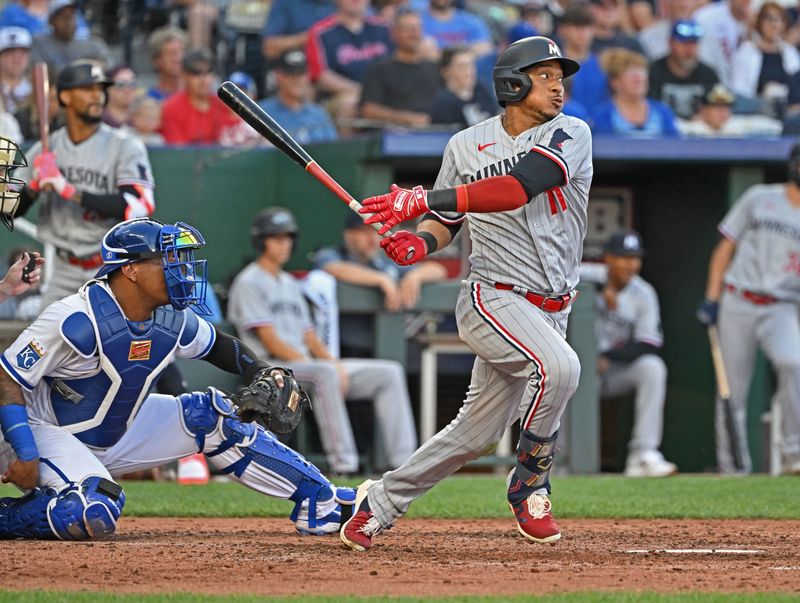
[509,492,561,543]
[340,479,383,552]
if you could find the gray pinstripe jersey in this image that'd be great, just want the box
[719,183,800,302]
[18,124,154,257]
[431,114,593,294]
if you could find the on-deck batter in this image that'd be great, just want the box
[340,36,593,551]
[698,144,800,475]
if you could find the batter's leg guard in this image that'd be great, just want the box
[0,476,125,541]
[508,430,558,502]
[178,388,354,535]
[507,430,560,543]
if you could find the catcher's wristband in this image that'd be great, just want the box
[0,404,39,462]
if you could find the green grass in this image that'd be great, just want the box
[1,475,798,519]
[1,593,799,603]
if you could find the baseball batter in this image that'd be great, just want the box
[16,60,155,308]
[340,36,593,551]
[580,231,676,478]
[0,218,354,540]
[698,144,800,475]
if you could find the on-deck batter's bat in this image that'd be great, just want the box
[707,325,744,470]
[32,62,50,153]
[217,81,415,259]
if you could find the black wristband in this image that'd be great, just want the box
[426,188,458,212]
[417,231,438,254]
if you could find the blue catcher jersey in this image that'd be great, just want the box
[1,280,216,448]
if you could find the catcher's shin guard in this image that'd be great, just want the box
[0,476,125,540]
[508,430,558,503]
[179,387,340,533]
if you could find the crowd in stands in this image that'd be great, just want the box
[0,0,797,147]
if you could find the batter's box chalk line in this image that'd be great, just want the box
[623,549,763,555]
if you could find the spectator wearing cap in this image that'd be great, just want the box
[102,66,139,128]
[694,0,751,89]
[429,46,495,128]
[647,20,719,121]
[146,26,189,102]
[680,83,782,136]
[313,211,448,313]
[360,10,441,128]
[588,0,645,55]
[261,0,336,61]
[258,50,338,144]
[305,0,392,122]
[593,48,680,137]
[0,26,32,114]
[220,71,265,146]
[160,49,238,145]
[580,230,678,478]
[30,0,112,74]
[730,2,799,115]
[556,4,610,111]
[637,0,697,61]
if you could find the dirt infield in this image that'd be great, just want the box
[2,518,799,597]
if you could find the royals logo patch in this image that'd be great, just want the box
[128,340,152,361]
[16,340,45,370]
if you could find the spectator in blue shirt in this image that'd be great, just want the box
[261,0,336,61]
[556,4,609,111]
[592,48,680,137]
[258,49,338,144]
[305,0,392,122]
[421,0,494,85]
[0,0,89,39]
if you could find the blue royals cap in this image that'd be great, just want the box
[605,230,645,257]
[671,19,703,42]
[228,71,256,94]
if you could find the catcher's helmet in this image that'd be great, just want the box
[493,36,580,107]
[0,136,28,232]
[250,207,298,251]
[95,218,210,314]
[56,59,113,106]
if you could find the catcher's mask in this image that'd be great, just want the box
[95,218,210,314]
[0,137,28,231]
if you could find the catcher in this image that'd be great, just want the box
[0,217,354,540]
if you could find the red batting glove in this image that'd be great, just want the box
[33,152,76,200]
[360,184,430,235]
[380,230,428,266]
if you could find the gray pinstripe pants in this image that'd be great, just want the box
[369,280,581,528]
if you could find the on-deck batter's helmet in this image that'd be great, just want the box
[56,59,113,106]
[493,36,580,107]
[250,207,298,251]
[95,218,210,314]
[0,136,28,232]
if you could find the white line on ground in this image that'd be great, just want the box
[624,549,762,554]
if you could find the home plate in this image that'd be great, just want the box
[624,549,762,555]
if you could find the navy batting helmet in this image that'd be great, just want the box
[250,207,298,251]
[56,60,113,106]
[493,36,580,107]
[96,218,210,314]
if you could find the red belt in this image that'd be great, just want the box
[725,284,777,306]
[494,282,577,313]
[56,248,104,270]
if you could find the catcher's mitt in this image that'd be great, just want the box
[232,366,310,434]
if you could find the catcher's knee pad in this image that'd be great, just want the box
[206,417,334,530]
[178,387,233,452]
[0,476,125,541]
[508,430,558,503]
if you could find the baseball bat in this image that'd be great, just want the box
[32,62,49,153]
[217,81,375,224]
[708,325,744,470]
[218,81,416,259]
